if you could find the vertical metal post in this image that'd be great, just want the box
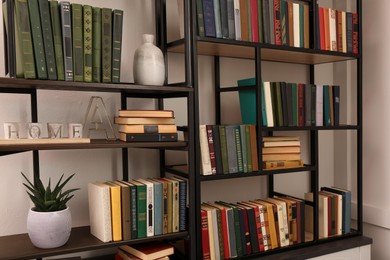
[30,89,40,180]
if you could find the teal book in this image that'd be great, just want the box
[38,0,56,80]
[111,9,123,83]
[323,85,331,126]
[83,5,93,82]
[101,8,112,82]
[92,7,101,82]
[15,0,36,78]
[49,0,65,80]
[28,0,47,79]
[71,3,83,82]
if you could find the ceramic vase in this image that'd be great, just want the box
[27,207,71,249]
[133,34,165,86]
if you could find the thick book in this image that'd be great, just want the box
[165,177,179,233]
[137,179,155,237]
[257,0,263,43]
[113,181,131,240]
[27,0,47,79]
[71,3,83,81]
[119,241,174,260]
[102,8,112,82]
[118,109,174,118]
[215,201,237,258]
[112,9,123,83]
[249,124,258,172]
[15,0,36,78]
[159,178,173,233]
[118,124,177,134]
[202,0,216,37]
[201,204,220,259]
[346,12,352,53]
[83,5,93,82]
[170,176,187,232]
[297,83,305,127]
[263,81,274,127]
[38,0,56,80]
[268,0,274,44]
[92,7,101,82]
[60,1,73,81]
[87,182,112,242]
[119,180,138,239]
[323,85,331,126]
[200,209,211,260]
[207,202,229,258]
[147,179,163,236]
[114,117,175,125]
[329,8,337,51]
[244,125,252,172]
[262,0,270,44]
[250,0,259,42]
[292,2,299,48]
[119,133,178,142]
[49,0,65,80]
[263,159,304,170]
[128,180,147,238]
[105,182,122,241]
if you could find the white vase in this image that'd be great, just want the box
[133,34,165,86]
[27,207,72,249]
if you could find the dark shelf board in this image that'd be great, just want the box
[261,125,360,131]
[0,78,192,98]
[0,226,188,260]
[167,38,359,65]
[0,139,188,153]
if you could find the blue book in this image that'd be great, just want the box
[149,179,163,236]
[202,0,216,37]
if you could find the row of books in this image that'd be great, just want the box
[317,6,358,54]
[238,78,341,127]
[197,0,310,48]
[305,187,352,238]
[87,177,187,243]
[262,136,304,169]
[114,110,178,142]
[3,0,123,82]
[199,124,259,176]
[201,196,306,259]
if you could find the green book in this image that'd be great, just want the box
[101,8,112,83]
[111,9,123,83]
[28,0,47,79]
[270,82,279,126]
[219,125,229,174]
[299,3,304,48]
[292,83,298,126]
[60,1,73,81]
[237,77,256,125]
[245,124,252,172]
[92,7,101,82]
[257,0,263,43]
[240,125,248,173]
[49,0,65,80]
[15,0,36,78]
[38,0,56,80]
[196,0,205,36]
[71,3,83,82]
[275,82,284,126]
[234,125,244,173]
[323,85,331,126]
[130,180,146,238]
[83,5,93,82]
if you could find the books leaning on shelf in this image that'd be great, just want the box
[304,187,351,239]
[201,196,305,258]
[119,241,174,260]
[115,110,178,142]
[87,177,187,242]
[2,0,123,82]
[237,79,341,127]
[262,136,303,170]
[199,124,258,175]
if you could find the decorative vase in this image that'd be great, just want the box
[27,207,72,249]
[133,34,165,86]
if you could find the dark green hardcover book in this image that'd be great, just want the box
[299,3,304,48]
[232,205,243,256]
[196,0,205,36]
[292,82,298,126]
[212,125,223,174]
[130,180,147,238]
[234,125,244,173]
[71,3,83,82]
[219,125,229,174]
[262,0,270,43]
[111,9,123,83]
[257,0,263,43]
[49,0,65,80]
[38,0,56,80]
[28,0,47,79]
[3,0,17,77]
[275,82,284,126]
[101,8,112,83]
[129,183,138,239]
[240,124,248,173]
[60,1,72,81]
[245,125,252,172]
[280,82,288,126]
[83,5,92,82]
[225,125,238,173]
[15,0,36,78]
[92,7,101,82]
[270,82,278,126]
[323,85,331,126]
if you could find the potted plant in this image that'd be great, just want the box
[21,172,79,249]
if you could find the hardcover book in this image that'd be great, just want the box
[119,241,174,260]
[83,5,93,82]
[102,8,112,82]
[112,9,123,83]
[60,1,73,81]
[119,133,178,142]
[49,0,65,80]
[92,7,101,82]
[71,3,83,81]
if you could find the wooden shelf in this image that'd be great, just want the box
[0,78,192,98]
[0,226,188,260]
[167,38,359,65]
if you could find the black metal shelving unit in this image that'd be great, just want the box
[159,0,368,259]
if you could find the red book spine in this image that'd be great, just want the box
[252,205,265,252]
[201,210,211,260]
[241,207,252,254]
[250,0,259,42]
[220,208,230,258]
[273,0,281,45]
[206,125,216,174]
[352,12,358,54]
[319,7,325,50]
[298,83,305,127]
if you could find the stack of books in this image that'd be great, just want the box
[114,110,178,142]
[117,241,174,260]
[262,136,303,169]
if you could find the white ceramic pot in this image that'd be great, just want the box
[27,207,72,249]
[133,34,165,86]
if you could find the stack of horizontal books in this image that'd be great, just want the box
[114,110,178,142]
[117,241,174,260]
[262,136,303,169]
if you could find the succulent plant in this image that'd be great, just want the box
[21,172,79,212]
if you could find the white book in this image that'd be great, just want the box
[88,182,112,242]
[263,82,274,127]
[137,179,154,237]
[293,3,300,48]
[266,198,289,247]
[316,85,323,126]
[329,9,337,51]
[342,11,347,53]
[200,125,213,175]
[233,0,241,40]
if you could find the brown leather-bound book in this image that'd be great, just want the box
[287,1,294,46]
[324,7,330,51]
[336,10,343,52]
[240,0,249,41]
